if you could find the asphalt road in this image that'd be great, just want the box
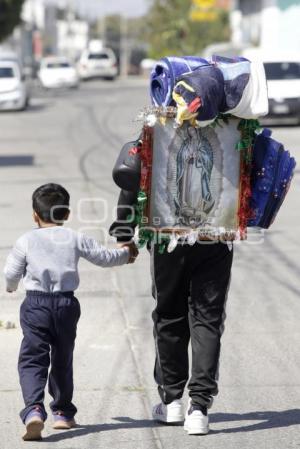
[0,78,299,449]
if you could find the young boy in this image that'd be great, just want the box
[3,183,138,441]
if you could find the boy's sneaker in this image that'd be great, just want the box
[23,407,44,441]
[152,399,184,423]
[184,401,209,435]
[52,412,76,430]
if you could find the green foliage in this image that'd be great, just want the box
[0,0,25,42]
[90,14,148,69]
[106,15,121,40]
[91,14,148,47]
[146,0,230,58]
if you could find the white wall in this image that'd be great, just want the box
[276,3,300,53]
[233,0,300,55]
[261,1,300,53]
[57,20,88,59]
[260,0,280,51]
[231,0,263,45]
[22,0,45,29]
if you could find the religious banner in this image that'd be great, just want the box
[139,114,247,240]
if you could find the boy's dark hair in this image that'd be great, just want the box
[32,183,70,223]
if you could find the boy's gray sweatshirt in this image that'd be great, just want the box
[3,227,129,293]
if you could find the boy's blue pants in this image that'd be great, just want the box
[18,291,81,423]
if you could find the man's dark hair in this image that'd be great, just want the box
[32,183,70,223]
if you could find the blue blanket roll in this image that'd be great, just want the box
[150,56,209,107]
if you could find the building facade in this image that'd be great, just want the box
[232,0,300,54]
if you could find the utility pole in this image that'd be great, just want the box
[101,15,106,46]
[95,14,106,46]
[66,0,75,59]
[120,15,129,78]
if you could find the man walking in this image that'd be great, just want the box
[150,240,232,434]
[110,188,233,435]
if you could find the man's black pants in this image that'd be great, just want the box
[151,241,233,408]
[18,291,81,423]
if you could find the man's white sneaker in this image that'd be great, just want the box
[184,403,209,435]
[152,399,184,423]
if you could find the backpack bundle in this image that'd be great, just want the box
[111,52,296,244]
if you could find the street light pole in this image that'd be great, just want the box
[66,0,75,59]
[120,14,128,78]
[100,14,106,46]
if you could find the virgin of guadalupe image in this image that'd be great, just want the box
[174,126,215,227]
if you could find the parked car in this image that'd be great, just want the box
[38,57,79,89]
[0,60,29,111]
[238,48,300,125]
[77,47,118,81]
[263,56,300,125]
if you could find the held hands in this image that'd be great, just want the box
[121,241,139,264]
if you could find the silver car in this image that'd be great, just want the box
[77,48,118,81]
[38,57,79,89]
[0,60,29,111]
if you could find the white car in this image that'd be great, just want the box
[263,56,300,125]
[77,48,118,80]
[38,57,79,89]
[241,48,300,125]
[0,60,29,111]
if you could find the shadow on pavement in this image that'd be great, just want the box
[0,103,49,114]
[44,418,162,442]
[43,410,300,442]
[261,122,300,129]
[26,103,51,113]
[0,155,34,167]
[209,409,300,434]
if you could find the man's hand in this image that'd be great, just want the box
[121,241,139,264]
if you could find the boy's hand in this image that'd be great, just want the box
[121,241,139,264]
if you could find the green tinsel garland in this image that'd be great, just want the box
[134,192,170,252]
[236,119,261,158]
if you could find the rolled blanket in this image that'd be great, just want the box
[150,56,209,107]
[172,55,269,126]
[173,65,225,127]
[212,56,251,112]
[212,55,269,119]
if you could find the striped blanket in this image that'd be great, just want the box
[150,55,269,125]
[150,56,209,107]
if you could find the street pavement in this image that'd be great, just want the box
[0,78,299,449]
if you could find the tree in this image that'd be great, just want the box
[90,14,148,73]
[0,0,25,42]
[146,0,230,58]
